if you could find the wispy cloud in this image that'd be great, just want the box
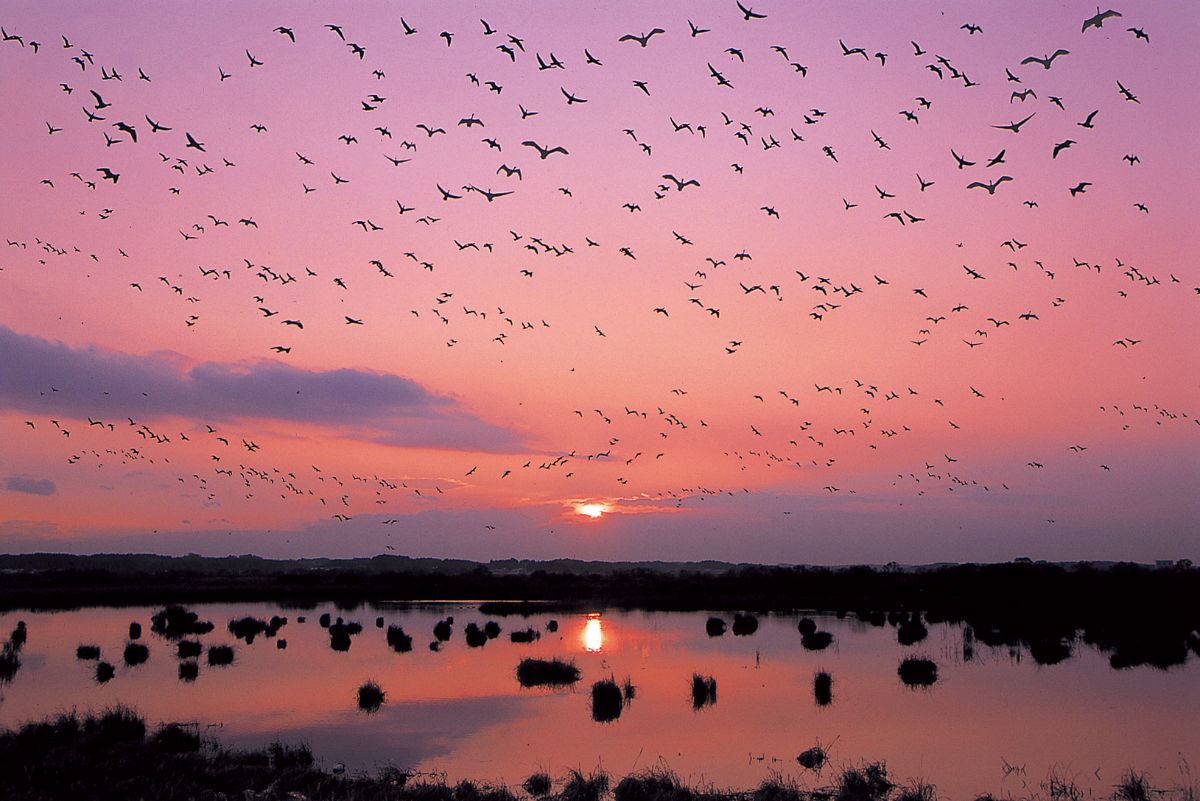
[5,476,57,496]
[0,325,523,452]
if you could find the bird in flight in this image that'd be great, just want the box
[522,140,569,159]
[619,28,666,47]
[967,176,1013,195]
[1082,8,1122,32]
[1021,49,1069,69]
[992,112,1036,133]
[736,2,767,20]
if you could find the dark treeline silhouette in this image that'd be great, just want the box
[1,557,1197,669]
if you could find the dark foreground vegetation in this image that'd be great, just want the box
[1,557,1197,670]
[1,709,1193,801]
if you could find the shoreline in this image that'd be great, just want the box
[0,708,1191,801]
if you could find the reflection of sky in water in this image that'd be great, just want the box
[0,604,1197,797]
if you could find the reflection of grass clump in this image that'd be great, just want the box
[896,616,928,645]
[690,673,717,709]
[813,671,833,706]
[516,658,580,687]
[511,628,541,643]
[0,644,21,683]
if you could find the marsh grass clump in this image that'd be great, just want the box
[277,639,287,650]
[592,678,624,722]
[357,680,386,713]
[897,657,938,687]
[84,706,146,743]
[228,617,269,644]
[128,622,142,641]
[465,622,488,648]
[837,762,894,801]
[177,639,202,659]
[690,673,717,709]
[798,617,817,636]
[154,723,201,753]
[813,671,833,706]
[1113,770,1153,801]
[802,630,835,651]
[615,768,695,801]
[434,618,453,641]
[387,625,414,653]
[178,661,199,682]
[267,740,315,769]
[562,769,610,801]
[1044,767,1084,801]
[11,620,27,648]
[511,628,541,643]
[483,620,501,639]
[523,772,553,797]
[546,620,559,632]
[732,613,759,636]
[705,617,727,637]
[123,642,149,666]
[329,618,362,651]
[319,613,332,628]
[376,617,386,629]
[77,644,102,660]
[207,645,235,666]
[622,676,637,702]
[753,773,805,801]
[517,657,581,687]
[95,661,115,683]
[150,605,214,639]
[797,745,828,771]
[896,780,938,801]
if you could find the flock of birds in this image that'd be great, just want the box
[0,4,1194,545]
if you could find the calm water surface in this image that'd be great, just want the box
[1,604,1196,800]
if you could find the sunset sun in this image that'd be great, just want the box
[578,503,607,519]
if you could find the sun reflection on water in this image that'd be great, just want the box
[583,616,603,652]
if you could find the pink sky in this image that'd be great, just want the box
[0,1,1196,562]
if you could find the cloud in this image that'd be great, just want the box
[5,475,57,496]
[0,324,523,451]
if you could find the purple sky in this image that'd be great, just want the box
[0,1,1196,563]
